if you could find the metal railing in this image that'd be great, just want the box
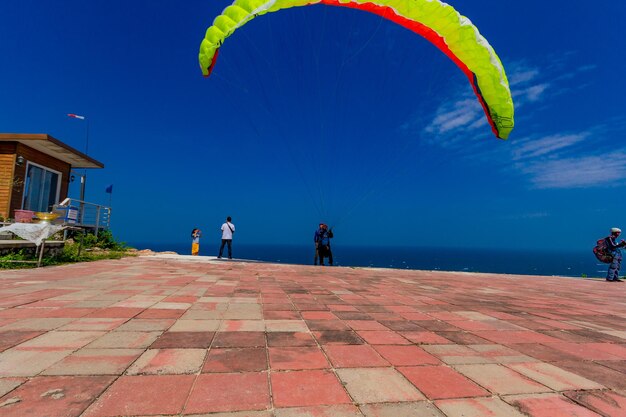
[54,198,111,234]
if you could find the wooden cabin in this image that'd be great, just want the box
[0,133,104,220]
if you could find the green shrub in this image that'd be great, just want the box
[0,250,35,269]
[0,229,132,268]
[95,229,127,250]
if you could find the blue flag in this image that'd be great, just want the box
[105,184,113,194]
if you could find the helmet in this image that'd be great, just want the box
[611,227,622,234]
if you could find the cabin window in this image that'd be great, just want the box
[22,162,61,212]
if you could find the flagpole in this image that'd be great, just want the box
[82,117,89,205]
[68,113,88,224]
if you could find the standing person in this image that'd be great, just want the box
[606,227,626,282]
[191,228,201,256]
[314,223,334,266]
[218,216,235,259]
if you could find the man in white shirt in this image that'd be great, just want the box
[218,216,235,259]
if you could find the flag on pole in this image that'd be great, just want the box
[105,184,113,194]
[67,113,85,120]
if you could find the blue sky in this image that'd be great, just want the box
[1,0,625,251]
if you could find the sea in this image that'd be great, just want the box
[128,242,608,279]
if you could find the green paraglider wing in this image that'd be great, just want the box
[199,0,514,139]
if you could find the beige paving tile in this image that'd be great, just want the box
[16,331,105,350]
[435,397,527,417]
[114,319,174,332]
[507,362,605,391]
[127,348,206,375]
[0,318,74,331]
[454,364,552,395]
[265,320,309,332]
[86,331,161,349]
[360,402,445,417]
[336,368,425,403]
[0,349,73,376]
[169,320,221,332]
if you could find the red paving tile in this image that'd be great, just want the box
[312,330,364,345]
[264,310,300,319]
[356,330,411,345]
[185,373,270,414]
[400,331,452,344]
[0,376,113,417]
[212,331,266,347]
[564,390,626,417]
[306,320,351,331]
[269,347,330,370]
[545,341,625,360]
[271,370,351,407]
[437,331,494,345]
[398,365,489,399]
[552,360,626,391]
[344,320,389,331]
[378,320,424,331]
[203,347,268,372]
[150,331,214,348]
[504,393,604,417]
[1,257,626,416]
[505,342,583,362]
[83,375,194,416]
[301,311,337,320]
[373,345,441,366]
[0,331,44,352]
[267,331,317,347]
[323,344,389,367]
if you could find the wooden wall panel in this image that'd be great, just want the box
[8,143,71,217]
[0,154,15,218]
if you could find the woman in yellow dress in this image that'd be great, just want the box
[191,228,201,256]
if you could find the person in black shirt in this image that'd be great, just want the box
[314,223,334,266]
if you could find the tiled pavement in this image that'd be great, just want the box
[0,257,625,416]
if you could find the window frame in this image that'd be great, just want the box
[21,161,63,212]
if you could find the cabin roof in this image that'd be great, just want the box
[0,133,104,168]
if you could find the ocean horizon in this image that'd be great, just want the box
[128,242,606,279]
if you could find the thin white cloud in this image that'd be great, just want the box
[517,151,626,189]
[400,53,609,188]
[512,132,589,160]
[512,83,550,104]
[508,66,540,86]
[425,97,484,135]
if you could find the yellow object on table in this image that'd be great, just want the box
[35,212,60,222]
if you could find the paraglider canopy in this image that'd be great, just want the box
[198,0,515,139]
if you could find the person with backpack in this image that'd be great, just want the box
[218,216,235,259]
[191,228,201,256]
[314,223,334,266]
[605,227,626,282]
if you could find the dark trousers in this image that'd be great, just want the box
[315,245,333,266]
[218,239,232,259]
[607,255,621,280]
